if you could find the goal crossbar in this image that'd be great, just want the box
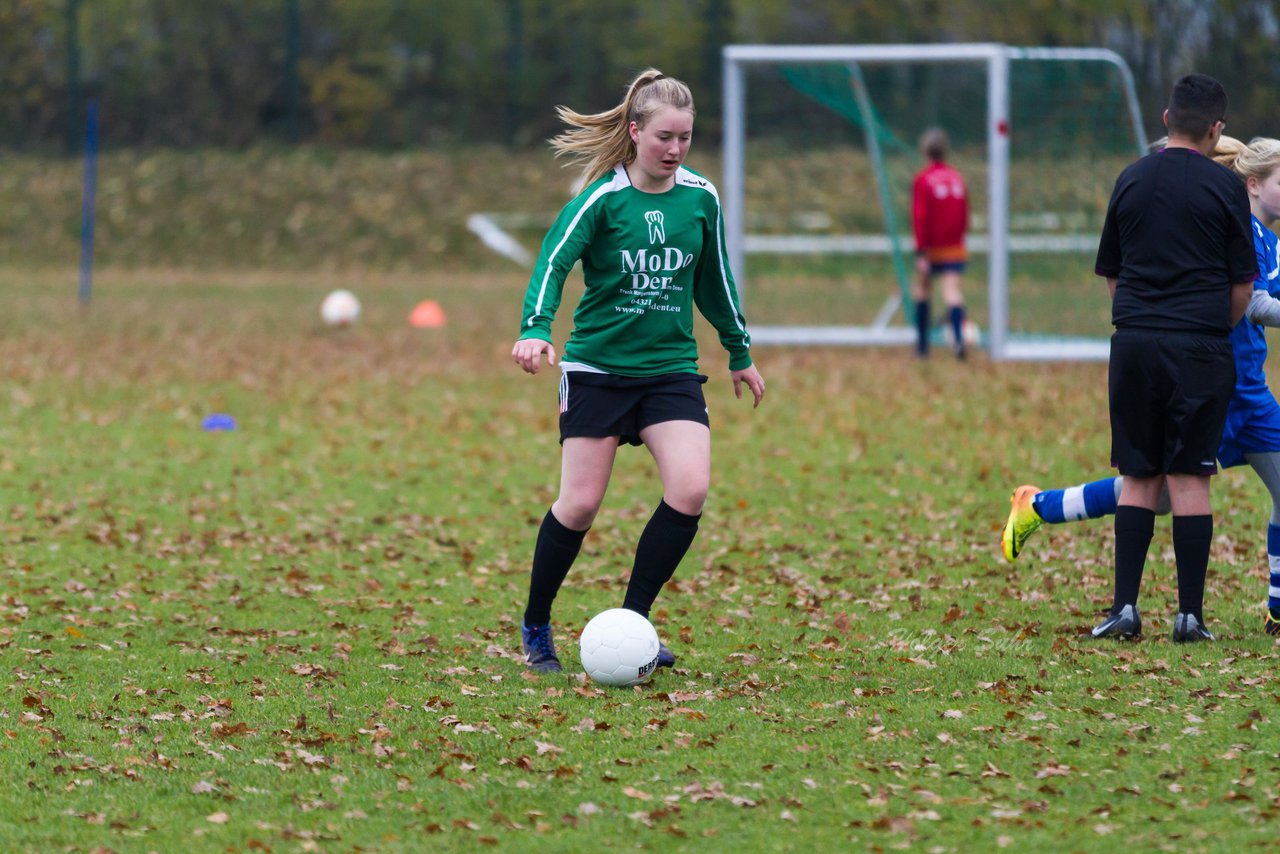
[722,43,1145,361]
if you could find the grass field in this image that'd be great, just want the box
[2,149,1279,851]
[3,262,1280,853]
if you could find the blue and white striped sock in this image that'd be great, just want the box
[1268,524,1280,612]
[1032,477,1120,524]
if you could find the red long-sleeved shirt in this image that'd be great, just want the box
[912,161,968,263]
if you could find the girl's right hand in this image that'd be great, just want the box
[512,337,557,374]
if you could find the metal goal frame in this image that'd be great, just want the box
[722,43,1146,361]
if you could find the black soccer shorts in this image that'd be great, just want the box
[1109,329,1235,476]
[558,371,709,446]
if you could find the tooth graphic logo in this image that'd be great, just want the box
[645,211,665,245]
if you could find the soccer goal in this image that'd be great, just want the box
[721,43,1148,360]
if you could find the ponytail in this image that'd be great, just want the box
[549,68,695,188]
[1214,135,1280,185]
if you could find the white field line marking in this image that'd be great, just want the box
[467,213,533,266]
[744,233,1097,254]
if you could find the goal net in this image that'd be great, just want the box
[721,44,1148,360]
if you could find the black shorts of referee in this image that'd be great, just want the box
[1109,329,1235,477]
[558,370,709,446]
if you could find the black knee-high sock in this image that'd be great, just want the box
[914,300,931,356]
[1113,505,1155,612]
[948,305,966,346]
[523,508,587,626]
[622,500,701,618]
[1172,514,1212,621]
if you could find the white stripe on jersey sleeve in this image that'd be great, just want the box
[1261,221,1280,282]
[527,167,629,328]
[675,167,750,343]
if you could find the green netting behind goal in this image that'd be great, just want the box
[734,54,1145,352]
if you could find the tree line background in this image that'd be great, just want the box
[2,0,1278,152]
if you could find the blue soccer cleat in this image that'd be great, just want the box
[521,622,562,673]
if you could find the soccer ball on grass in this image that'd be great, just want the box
[320,289,361,326]
[579,608,660,687]
[941,318,981,348]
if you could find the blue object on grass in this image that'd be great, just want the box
[202,414,237,432]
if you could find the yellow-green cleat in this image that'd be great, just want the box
[1001,484,1043,562]
[1265,608,1280,637]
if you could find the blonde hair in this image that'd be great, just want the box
[1209,134,1246,168]
[549,68,695,188]
[1150,133,1280,186]
[1214,135,1280,184]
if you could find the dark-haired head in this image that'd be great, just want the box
[919,128,949,162]
[1166,73,1227,141]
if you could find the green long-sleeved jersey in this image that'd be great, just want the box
[518,164,752,377]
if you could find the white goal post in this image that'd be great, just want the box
[721,43,1148,361]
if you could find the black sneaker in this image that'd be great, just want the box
[1091,604,1141,639]
[521,622,562,673]
[656,642,675,669]
[1172,613,1215,643]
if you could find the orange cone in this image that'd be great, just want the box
[409,299,447,328]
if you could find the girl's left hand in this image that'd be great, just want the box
[512,337,557,374]
[731,364,765,408]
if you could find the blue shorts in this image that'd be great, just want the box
[1218,394,1280,468]
[930,261,966,274]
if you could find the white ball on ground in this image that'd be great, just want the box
[579,608,661,687]
[942,319,981,347]
[321,289,361,326]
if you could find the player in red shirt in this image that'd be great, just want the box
[911,128,969,358]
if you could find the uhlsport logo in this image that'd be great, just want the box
[645,210,665,245]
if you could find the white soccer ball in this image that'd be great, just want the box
[579,608,661,687]
[320,289,361,326]
[942,319,982,347]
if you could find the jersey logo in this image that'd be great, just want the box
[932,180,964,199]
[645,210,665,245]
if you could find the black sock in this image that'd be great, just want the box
[523,508,587,626]
[622,500,701,618]
[1172,514,1212,621]
[914,300,931,356]
[1113,505,1155,612]
[948,305,966,348]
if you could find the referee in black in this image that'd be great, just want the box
[1093,73,1257,642]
